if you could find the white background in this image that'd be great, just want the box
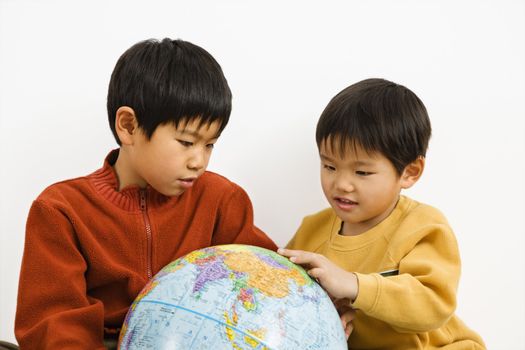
[1,0,524,348]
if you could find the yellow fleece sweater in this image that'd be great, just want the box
[287,196,485,350]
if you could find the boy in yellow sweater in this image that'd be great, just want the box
[278,78,485,349]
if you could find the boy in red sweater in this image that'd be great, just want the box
[15,38,277,349]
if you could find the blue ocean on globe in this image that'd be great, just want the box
[118,244,347,349]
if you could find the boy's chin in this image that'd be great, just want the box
[155,187,187,197]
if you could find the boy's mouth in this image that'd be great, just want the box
[178,177,197,189]
[334,197,358,209]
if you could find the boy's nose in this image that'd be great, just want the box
[187,150,206,171]
[335,177,355,193]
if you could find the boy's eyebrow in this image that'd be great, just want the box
[179,129,221,140]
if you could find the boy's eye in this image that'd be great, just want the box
[177,140,193,147]
[206,143,215,149]
[323,164,336,171]
[356,170,373,176]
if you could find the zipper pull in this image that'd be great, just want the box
[140,189,147,211]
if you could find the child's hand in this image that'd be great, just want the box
[334,297,356,339]
[278,248,358,301]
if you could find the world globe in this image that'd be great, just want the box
[118,244,347,349]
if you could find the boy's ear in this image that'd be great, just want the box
[400,156,425,189]
[115,106,138,145]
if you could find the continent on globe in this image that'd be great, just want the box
[118,244,347,349]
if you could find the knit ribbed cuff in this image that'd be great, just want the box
[351,272,381,312]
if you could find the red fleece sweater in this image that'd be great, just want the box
[15,150,277,349]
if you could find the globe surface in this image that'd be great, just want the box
[118,244,347,349]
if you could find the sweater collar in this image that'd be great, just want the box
[329,195,412,250]
[88,149,172,211]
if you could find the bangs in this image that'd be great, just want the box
[107,38,232,143]
[316,96,381,159]
[132,39,231,137]
[315,78,431,175]
[319,135,377,160]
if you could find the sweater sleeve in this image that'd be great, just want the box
[15,200,106,349]
[211,183,277,251]
[352,224,460,333]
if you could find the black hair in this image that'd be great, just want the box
[107,38,232,144]
[316,78,431,175]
